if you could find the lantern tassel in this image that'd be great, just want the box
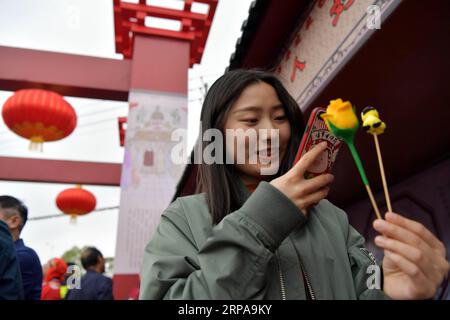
[69,214,77,224]
[29,136,44,152]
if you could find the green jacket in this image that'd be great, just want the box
[140,181,390,300]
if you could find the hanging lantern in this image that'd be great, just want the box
[56,185,96,223]
[2,89,77,151]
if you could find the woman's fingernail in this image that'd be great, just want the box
[375,236,385,244]
[373,219,384,229]
[386,212,397,221]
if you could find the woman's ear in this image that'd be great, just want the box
[7,214,21,230]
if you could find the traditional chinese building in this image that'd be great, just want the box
[174,0,450,298]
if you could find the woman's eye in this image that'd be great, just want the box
[242,119,258,124]
[274,115,287,121]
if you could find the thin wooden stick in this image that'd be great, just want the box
[365,184,382,220]
[347,142,382,220]
[373,134,392,212]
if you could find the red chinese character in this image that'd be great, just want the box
[330,0,354,27]
[291,56,306,82]
[306,16,314,30]
[318,0,327,8]
[276,65,282,74]
[294,34,302,47]
[285,49,291,61]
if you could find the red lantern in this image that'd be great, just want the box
[2,89,77,151]
[56,185,96,223]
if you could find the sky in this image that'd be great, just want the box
[0,0,254,264]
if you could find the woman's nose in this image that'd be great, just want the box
[257,128,279,146]
[258,118,276,131]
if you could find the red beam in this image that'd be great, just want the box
[0,46,131,101]
[0,157,121,186]
[120,2,207,21]
[131,24,195,41]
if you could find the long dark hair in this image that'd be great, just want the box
[198,69,305,224]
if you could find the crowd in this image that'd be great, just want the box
[0,195,114,300]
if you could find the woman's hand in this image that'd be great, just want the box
[373,212,450,299]
[270,142,334,216]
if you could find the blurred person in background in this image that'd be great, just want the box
[0,218,23,299]
[0,195,42,300]
[66,247,114,300]
[41,258,68,300]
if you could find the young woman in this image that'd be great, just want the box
[140,70,449,300]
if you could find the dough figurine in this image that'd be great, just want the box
[361,106,392,213]
[321,99,382,220]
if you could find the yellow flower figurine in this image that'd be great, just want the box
[321,98,382,220]
[320,98,359,142]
